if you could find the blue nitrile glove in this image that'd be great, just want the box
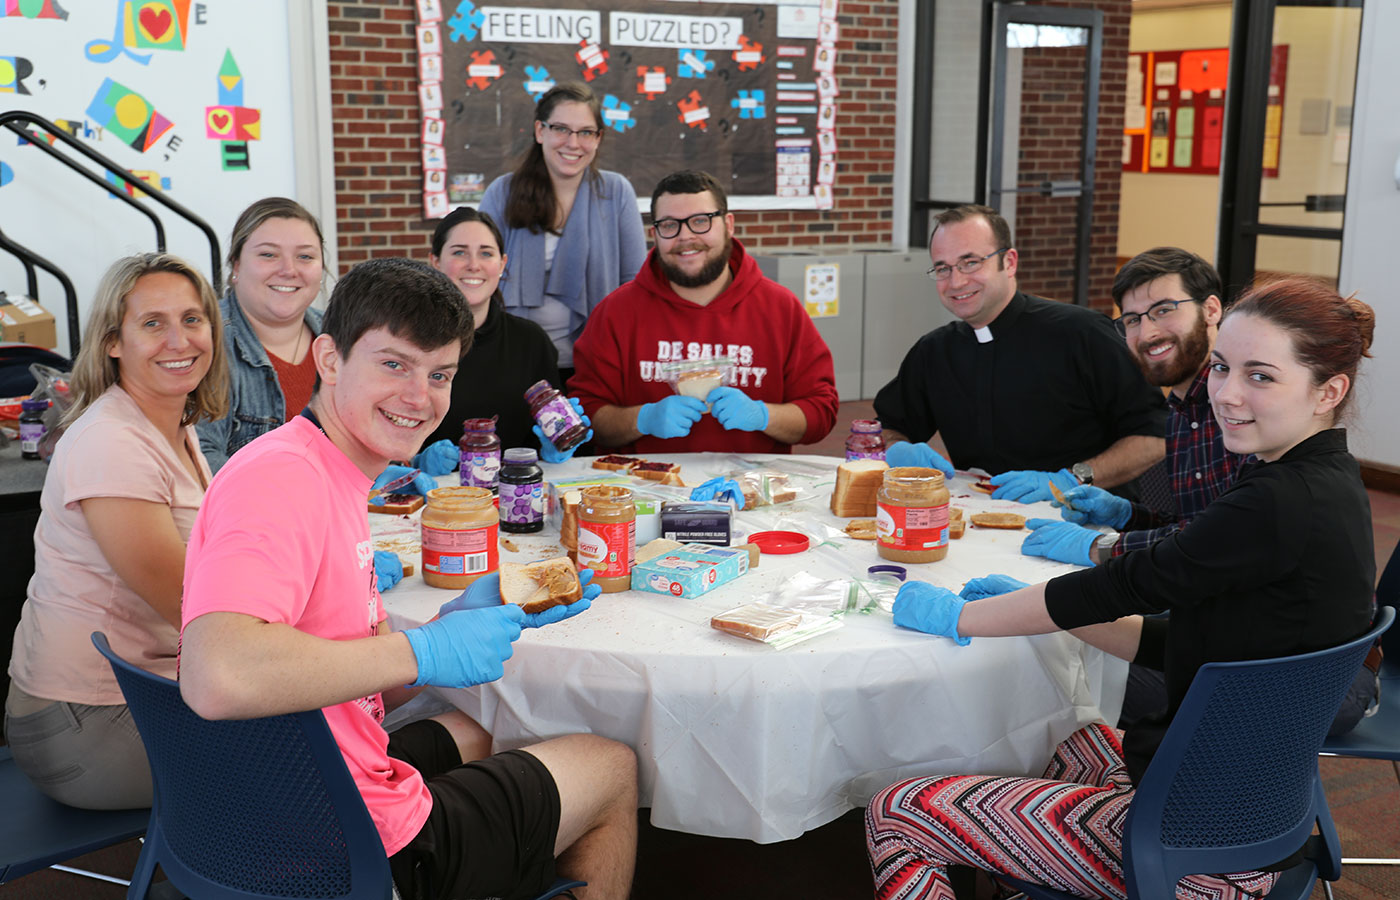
[374,551,404,593]
[706,387,770,432]
[412,439,459,476]
[689,476,746,509]
[1054,485,1132,528]
[959,574,1029,602]
[522,568,599,628]
[892,581,971,645]
[991,468,1079,504]
[1021,518,1098,567]
[534,398,593,464]
[402,604,525,688]
[885,441,955,478]
[636,395,707,439]
[439,571,504,616]
[370,465,438,502]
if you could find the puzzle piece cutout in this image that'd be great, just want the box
[601,93,636,134]
[465,50,502,91]
[731,89,766,119]
[523,65,555,102]
[676,90,709,130]
[447,0,485,42]
[636,66,671,101]
[677,49,714,79]
[733,35,765,71]
[575,40,609,81]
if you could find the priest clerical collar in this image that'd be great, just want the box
[974,326,994,343]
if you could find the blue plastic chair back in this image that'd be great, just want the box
[1002,606,1393,900]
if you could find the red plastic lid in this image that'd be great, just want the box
[748,530,810,554]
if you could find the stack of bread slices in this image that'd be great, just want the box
[830,459,888,517]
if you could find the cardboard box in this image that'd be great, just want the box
[631,543,749,598]
[0,294,57,349]
[660,501,732,545]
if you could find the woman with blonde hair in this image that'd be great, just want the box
[5,252,226,809]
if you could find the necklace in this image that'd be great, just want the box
[291,323,306,364]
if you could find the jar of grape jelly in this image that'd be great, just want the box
[499,448,544,534]
[525,380,588,454]
[458,417,501,492]
[845,419,885,462]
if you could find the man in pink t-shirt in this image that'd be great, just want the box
[180,258,637,900]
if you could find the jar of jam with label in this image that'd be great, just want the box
[421,486,499,589]
[845,419,885,462]
[875,467,951,564]
[458,417,501,492]
[499,447,544,534]
[525,380,588,454]
[577,485,635,593]
[19,398,49,460]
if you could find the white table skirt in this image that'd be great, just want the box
[379,453,1127,843]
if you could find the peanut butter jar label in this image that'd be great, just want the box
[876,501,950,550]
[577,519,636,579]
[423,523,499,576]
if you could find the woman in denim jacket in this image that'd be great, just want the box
[198,198,326,471]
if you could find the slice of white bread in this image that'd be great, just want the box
[830,459,888,517]
[500,557,583,614]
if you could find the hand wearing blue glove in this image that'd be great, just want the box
[990,468,1079,504]
[522,568,599,628]
[689,476,746,509]
[373,551,404,593]
[534,398,593,464]
[891,580,971,645]
[1054,485,1132,528]
[370,464,438,502]
[636,395,707,439]
[412,439,459,476]
[884,441,955,478]
[706,387,770,433]
[959,574,1029,602]
[402,603,525,688]
[1021,518,1098,567]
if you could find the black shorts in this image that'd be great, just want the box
[386,719,560,900]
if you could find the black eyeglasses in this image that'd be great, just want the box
[653,211,724,240]
[926,248,1009,281]
[542,122,602,142]
[1114,298,1203,335]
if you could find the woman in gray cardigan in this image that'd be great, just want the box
[480,82,647,381]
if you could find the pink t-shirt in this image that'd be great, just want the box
[9,384,210,705]
[181,415,431,855]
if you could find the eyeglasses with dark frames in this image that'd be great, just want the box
[1113,298,1204,336]
[542,122,602,142]
[653,211,725,240]
[926,248,1010,281]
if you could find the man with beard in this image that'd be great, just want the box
[874,205,1167,502]
[570,169,839,453]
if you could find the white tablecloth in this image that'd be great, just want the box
[379,453,1126,843]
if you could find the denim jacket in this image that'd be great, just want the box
[197,290,323,472]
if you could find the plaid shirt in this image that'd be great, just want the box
[1113,367,1247,555]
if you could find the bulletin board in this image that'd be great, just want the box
[1122,45,1289,177]
[414,0,841,217]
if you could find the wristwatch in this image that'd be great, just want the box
[1091,532,1119,565]
[1071,461,1095,485]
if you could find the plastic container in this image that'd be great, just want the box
[875,467,951,564]
[421,486,499,589]
[525,380,588,454]
[458,417,501,492]
[845,419,886,462]
[19,398,49,460]
[499,447,544,534]
[578,485,635,593]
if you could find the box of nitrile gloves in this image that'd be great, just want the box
[660,501,732,546]
[631,543,749,598]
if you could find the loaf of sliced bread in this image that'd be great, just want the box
[829,459,888,517]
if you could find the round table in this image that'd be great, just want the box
[378,453,1126,843]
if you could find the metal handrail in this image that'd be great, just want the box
[0,225,81,358]
[0,110,223,292]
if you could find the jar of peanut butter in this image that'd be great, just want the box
[421,486,499,589]
[577,485,635,593]
[875,467,951,564]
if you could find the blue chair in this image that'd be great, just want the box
[92,632,585,900]
[996,606,1393,900]
[0,745,149,886]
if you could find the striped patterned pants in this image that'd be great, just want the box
[865,723,1278,900]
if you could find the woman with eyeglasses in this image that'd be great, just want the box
[480,82,647,383]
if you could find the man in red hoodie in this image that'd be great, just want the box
[570,169,839,454]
